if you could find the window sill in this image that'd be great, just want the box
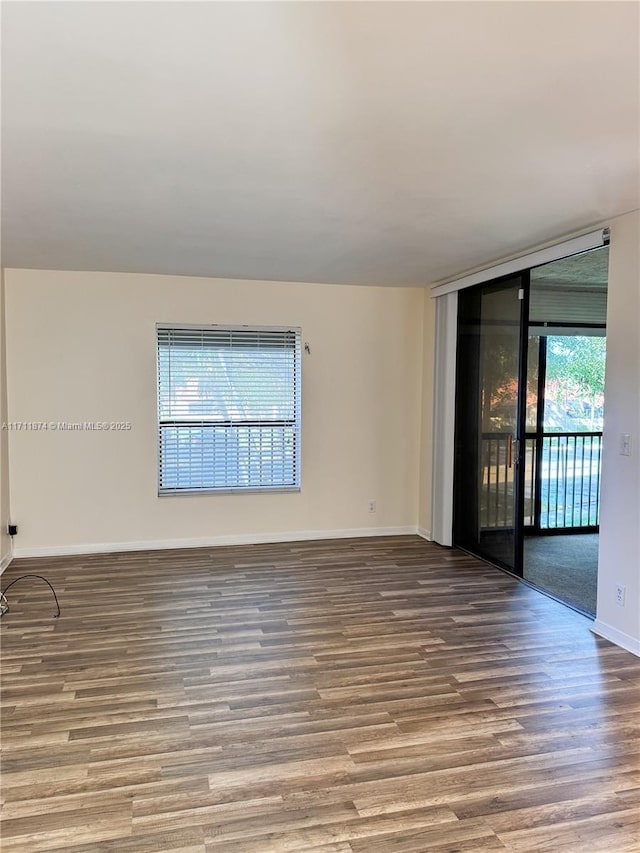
[158,486,301,497]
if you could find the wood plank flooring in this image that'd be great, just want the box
[1,536,639,852]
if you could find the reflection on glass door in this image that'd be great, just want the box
[453,276,527,574]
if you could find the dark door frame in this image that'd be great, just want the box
[513,271,530,574]
[524,323,605,536]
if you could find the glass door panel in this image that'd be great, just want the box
[454,277,526,573]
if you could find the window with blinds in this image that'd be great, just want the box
[157,326,301,494]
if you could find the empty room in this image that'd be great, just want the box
[1,2,639,852]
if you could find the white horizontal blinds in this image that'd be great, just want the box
[157,326,301,493]
[529,287,607,326]
[529,244,609,330]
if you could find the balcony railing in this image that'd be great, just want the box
[480,433,515,530]
[531,432,602,529]
[481,431,602,532]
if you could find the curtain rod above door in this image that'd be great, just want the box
[431,228,608,298]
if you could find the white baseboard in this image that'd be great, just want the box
[12,526,423,559]
[591,619,640,657]
[0,550,12,575]
[417,527,432,541]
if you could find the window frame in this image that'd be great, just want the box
[156,323,302,496]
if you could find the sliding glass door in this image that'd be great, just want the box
[453,275,528,574]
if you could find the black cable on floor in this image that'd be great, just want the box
[0,574,61,618]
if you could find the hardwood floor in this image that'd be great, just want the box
[1,536,638,852]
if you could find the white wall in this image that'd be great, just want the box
[593,209,640,654]
[3,270,424,554]
[0,272,12,569]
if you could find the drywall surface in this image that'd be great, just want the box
[594,209,640,654]
[4,270,424,553]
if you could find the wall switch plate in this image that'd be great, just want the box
[620,434,632,456]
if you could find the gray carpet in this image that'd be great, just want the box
[523,534,598,615]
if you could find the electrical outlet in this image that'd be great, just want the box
[620,434,632,456]
[368,500,376,513]
[616,584,626,606]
